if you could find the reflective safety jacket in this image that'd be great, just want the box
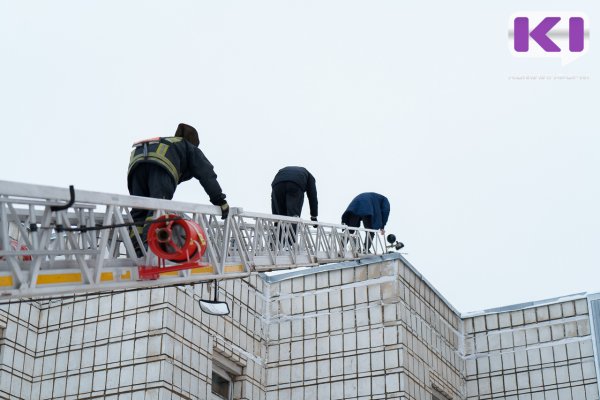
[127,136,226,205]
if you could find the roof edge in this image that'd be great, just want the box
[461,292,589,318]
[261,252,462,317]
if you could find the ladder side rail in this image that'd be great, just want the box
[257,217,276,265]
[29,204,39,252]
[330,225,346,260]
[107,207,133,259]
[236,214,253,259]
[313,225,327,258]
[241,215,276,267]
[124,207,146,258]
[196,213,222,273]
[298,222,316,262]
[0,199,27,288]
[93,205,116,284]
[5,203,33,249]
[114,207,141,261]
[78,207,98,256]
[29,206,54,289]
[0,180,397,300]
[55,209,95,284]
[358,227,385,255]
[285,221,296,265]
[264,219,277,261]
[0,180,221,214]
[1,272,252,301]
[217,217,233,274]
[77,207,88,253]
[232,214,250,264]
[374,231,385,254]
[106,221,120,259]
[330,225,343,259]
[322,225,341,260]
[243,215,261,263]
[0,180,239,218]
[228,214,251,272]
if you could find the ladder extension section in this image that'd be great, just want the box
[0,180,385,299]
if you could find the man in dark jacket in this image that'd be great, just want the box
[342,192,390,251]
[271,166,318,247]
[271,166,318,221]
[127,123,229,255]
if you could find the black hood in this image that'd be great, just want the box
[175,123,200,147]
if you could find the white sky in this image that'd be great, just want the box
[0,1,598,313]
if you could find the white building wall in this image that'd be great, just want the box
[264,257,464,400]
[0,254,598,400]
[463,297,598,400]
[0,275,267,400]
[0,301,39,399]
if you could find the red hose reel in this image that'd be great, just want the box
[139,215,208,280]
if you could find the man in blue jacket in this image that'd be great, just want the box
[127,123,229,256]
[342,192,390,251]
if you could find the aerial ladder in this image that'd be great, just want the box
[0,180,391,301]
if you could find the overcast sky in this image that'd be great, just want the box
[1,0,598,313]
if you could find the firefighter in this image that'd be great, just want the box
[127,123,229,256]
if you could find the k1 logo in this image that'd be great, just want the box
[509,12,589,65]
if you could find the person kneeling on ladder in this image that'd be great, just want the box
[342,192,390,252]
[127,123,229,257]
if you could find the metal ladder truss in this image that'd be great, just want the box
[0,180,385,300]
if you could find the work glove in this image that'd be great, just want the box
[220,202,230,220]
[311,216,318,228]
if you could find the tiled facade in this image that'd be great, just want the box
[265,258,462,399]
[463,299,598,400]
[0,253,598,399]
[0,277,267,400]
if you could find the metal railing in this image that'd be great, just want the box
[0,180,385,299]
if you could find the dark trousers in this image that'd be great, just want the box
[128,164,177,254]
[342,213,375,251]
[271,182,304,217]
[271,182,304,246]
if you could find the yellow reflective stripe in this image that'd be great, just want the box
[128,153,180,182]
[0,276,13,287]
[1,271,134,287]
[189,265,243,274]
[37,273,82,284]
[100,272,113,281]
[156,143,169,157]
[32,271,134,285]
[191,265,215,274]
[129,225,143,238]
[224,265,244,273]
